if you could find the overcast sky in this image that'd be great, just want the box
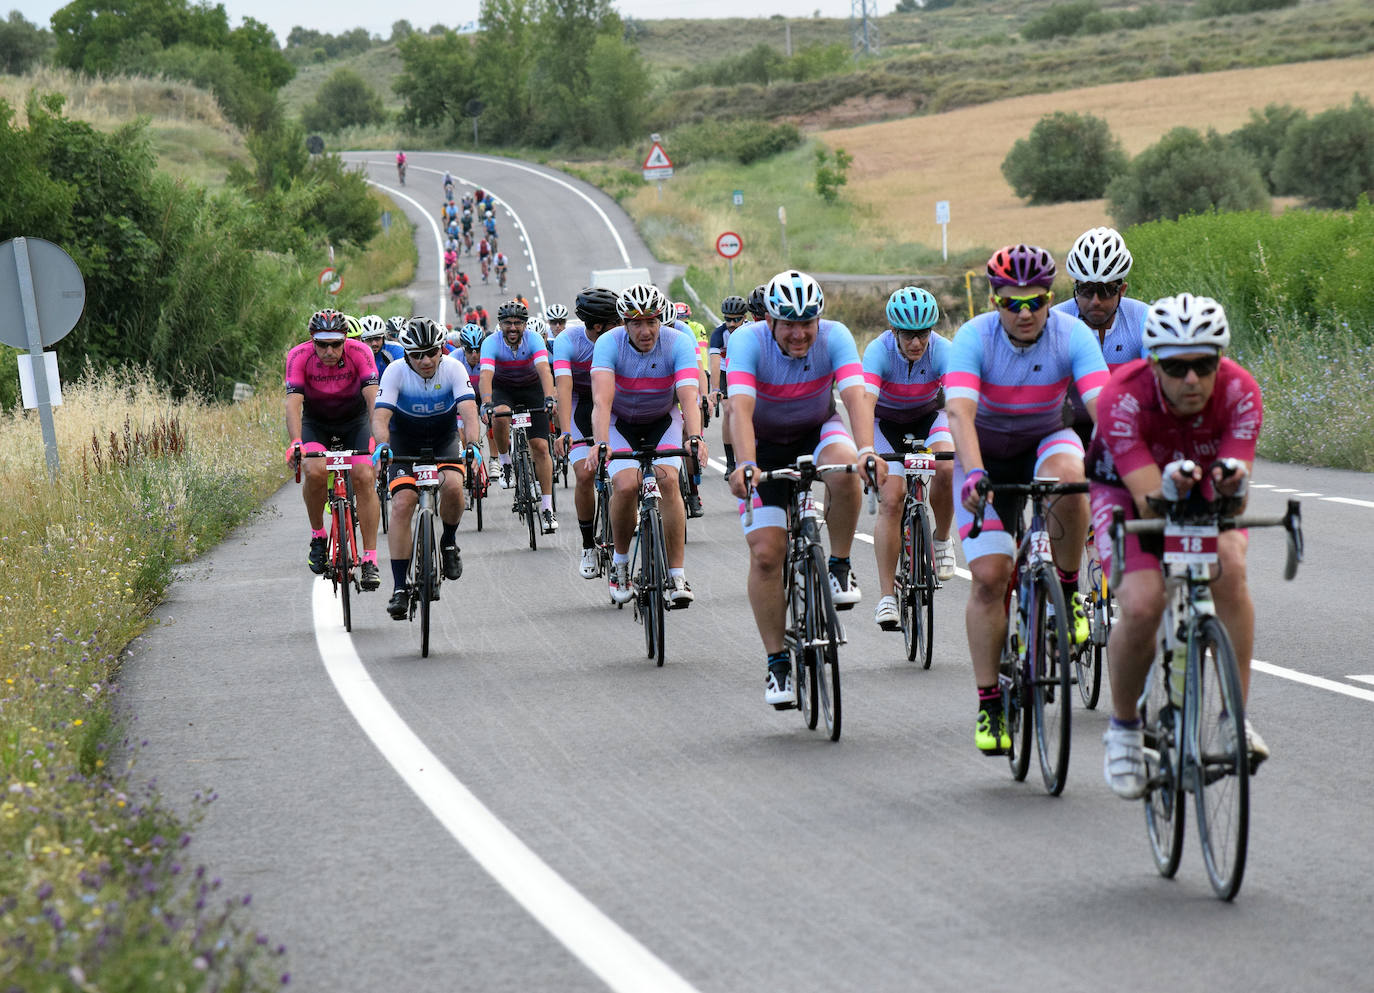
[14,1,866,46]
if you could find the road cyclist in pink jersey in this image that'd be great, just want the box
[863,286,958,631]
[586,283,706,608]
[553,287,622,580]
[1087,293,1268,797]
[726,269,885,708]
[283,309,383,590]
[946,244,1109,754]
[1053,226,1151,447]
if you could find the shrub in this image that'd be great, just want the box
[1021,1,1100,41]
[1271,96,1374,208]
[1105,126,1269,226]
[301,67,386,133]
[1001,110,1128,204]
[815,145,853,204]
[1196,0,1298,15]
[667,119,802,166]
[1227,103,1308,194]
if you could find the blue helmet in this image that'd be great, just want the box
[459,323,485,349]
[886,287,939,332]
[764,270,824,321]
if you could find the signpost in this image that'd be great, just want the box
[778,205,788,264]
[0,237,86,478]
[716,231,743,290]
[318,267,344,296]
[642,141,674,198]
[732,189,744,208]
[935,200,951,262]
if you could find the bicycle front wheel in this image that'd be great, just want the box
[415,511,435,658]
[336,501,353,633]
[593,485,613,578]
[644,510,666,667]
[517,445,538,550]
[1032,570,1073,796]
[1142,655,1185,879]
[788,554,818,728]
[808,543,842,741]
[1004,588,1032,782]
[1192,616,1249,900]
[909,504,936,669]
[1075,562,1106,709]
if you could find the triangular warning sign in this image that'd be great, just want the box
[642,143,673,169]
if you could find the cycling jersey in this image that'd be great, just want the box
[480,329,548,389]
[862,329,951,424]
[494,254,508,268]
[373,341,404,378]
[709,323,728,359]
[461,215,473,232]
[1053,295,1149,421]
[945,309,1109,460]
[725,318,865,445]
[552,323,595,399]
[376,355,475,446]
[590,324,698,422]
[478,241,491,257]
[458,349,482,386]
[284,338,378,422]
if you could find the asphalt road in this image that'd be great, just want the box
[119,151,1374,993]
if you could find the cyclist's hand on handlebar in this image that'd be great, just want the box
[860,452,888,489]
[687,435,709,472]
[960,468,988,513]
[583,442,607,475]
[1209,457,1249,499]
[371,443,392,466]
[285,440,302,469]
[480,402,494,426]
[554,432,572,459]
[1160,458,1200,501]
[466,444,483,468]
[728,462,754,501]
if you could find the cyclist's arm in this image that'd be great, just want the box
[726,392,757,498]
[945,396,983,475]
[590,369,615,447]
[371,406,393,448]
[285,392,304,444]
[362,382,378,416]
[1067,319,1110,424]
[457,397,481,448]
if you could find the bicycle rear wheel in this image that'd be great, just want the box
[336,500,353,633]
[415,512,435,658]
[1142,655,1185,878]
[517,445,538,550]
[789,555,818,728]
[1004,586,1033,781]
[909,504,936,669]
[1075,562,1106,709]
[1032,571,1073,796]
[643,510,666,666]
[808,544,842,741]
[1193,616,1248,900]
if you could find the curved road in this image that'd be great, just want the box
[121,151,1374,993]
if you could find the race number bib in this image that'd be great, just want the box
[325,451,352,472]
[1163,523,1219,565]
[511,411,532,430]
[904,454,937,475]
[415,465,440,486]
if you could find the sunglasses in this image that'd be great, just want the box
[995,293,1052,313]
[896,329,933,341]
[409,347,441,359]
[1155,354,1220,378]
[1075,281,1124,299]
[313,338,345,350]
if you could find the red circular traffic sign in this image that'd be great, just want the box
[716,231,743,260]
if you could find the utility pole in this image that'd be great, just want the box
[850,0,879,62]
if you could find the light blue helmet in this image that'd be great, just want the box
[459,323,485,349]
[886,286,939,332]
[764,269,824,321]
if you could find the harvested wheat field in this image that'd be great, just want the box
[818,54,1374,257]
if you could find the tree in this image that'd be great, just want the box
[1106,126,1270,227]
[1001,111,1128,204]
[0,11,52,74]
[894,0,919,12]
[1227,103,1307,194]
[1272,96,1374,209]
[390,20,415,41]
[475,0,535,140]
[815,146,853,204]
[583,33,650,146]
[393,29,479,134]
[302,68,386,133]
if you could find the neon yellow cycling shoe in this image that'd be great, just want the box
[976,707,1011,755]
[1069,591,1090,646]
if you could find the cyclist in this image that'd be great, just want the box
[864,286,958,630]
[586,283,706,607]
[284,309,383,591]
[725,270,883,707]
[1089,293,1267,797]
[443,245,459,283]
[526,315,550,349]
[372,317,482,619]
[385,315,408,342]
[478,300,560,533]
[360,314,403,378]
[746,283,768,322]
[947,244,1109,754]
[554,287,621,579]
[442,170,454,197]
[460,209,474,250]
[478,238,492,281]
[475,304,490,331]
[396,150,406,184]
[1053,226,1149,447]
[483,211,498,249]
[543,303,569,344]
[494,250,509,289]
[710,295,749,475]
[454,323,485,384]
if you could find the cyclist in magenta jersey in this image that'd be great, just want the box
[1053,227,1150,447]
[864,286,957,630]
[726,270,884,708]
[553,288,621,579]
[283,309,383,590]
[946,244,1109,754]
[586,283,705,607]
[372,317,482,619]
[710,295,748,476]
[1088,293,1267,796]
[478,300,560,533]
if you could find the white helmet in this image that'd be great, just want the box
[527,316,550,340]
[764,269,825,320]
[617,283,669,320]
[359,314,388,340]
[544,303,569,322]
[1065,227,1133,283]
[1142,293,1230,356]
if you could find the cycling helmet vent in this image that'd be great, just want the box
[886,286,940,332]
[1065,227,1133,283]
[987,244,1057,289]
[764,270,825,321]
[1142,293,1231,355]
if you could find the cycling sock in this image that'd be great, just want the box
[1109,716,1144,730]
[669,567,685,580]
[441,523,458,546]
[612,551,629,566]
[1056,566,1079,608]
[978,684,1001,711]
[311,527,327,539]
[540,494,553,512]
[767,650,790,671]
[579,520,595,547]
[500,453,511,467]
[390,559,407,588]
[361,550,377,564]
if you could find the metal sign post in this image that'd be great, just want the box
[778,206,788,265]
[935,200,951,262]
[716,231,743,292]
[642,141,674,199]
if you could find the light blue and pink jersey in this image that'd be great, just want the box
[862,330,950,423]
[551,323,595,399]
[1052,295,1148,422]
[725,318,866,445]
[479,329,548,388]
[590,324,700,423]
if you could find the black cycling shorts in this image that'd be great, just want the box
[302,412,372,454]
[492,382,551,438]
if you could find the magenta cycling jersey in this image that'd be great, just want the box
[479,329,548,389]
[590,325,699,422]
[726,318,865,445]
[862,329,951,424]
[284,338,378,422]
[552,323,596,399]
[945,309,1109,459]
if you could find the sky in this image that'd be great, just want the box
[14,1,865,47]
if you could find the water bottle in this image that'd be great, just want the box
[1165,650,1185,707]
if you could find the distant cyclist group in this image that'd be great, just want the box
[287,217,1293,841]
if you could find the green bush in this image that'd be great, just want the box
[1227,103,1308,194]
[1001,111,1128,204]
[815,145,853,204]
[1021,1,1100,41]
[667,119,802,166]
[1272,96,1374,208]
[1105,126,1269,226]
[0,10,51,73]
[1196,0,1298,16]
[301,67,387,133]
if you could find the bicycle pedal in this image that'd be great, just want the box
[772,700,797,712]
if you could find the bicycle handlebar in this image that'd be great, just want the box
[966,477,1090,540]
[741,459,877,527]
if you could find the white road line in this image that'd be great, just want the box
[361,178,448,322]
[1323,496,1374,509]
[1295,492,1322,497]
[1273,488,1299,493]
[1251,659,1374,704]
[1250,483,1274,488]
[1348,675,1374,687]
[311,583,700,993]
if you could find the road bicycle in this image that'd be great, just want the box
[295,447,364,632]
[493,408,541,550]
[969,476,1090,795]
[396,159,406,185]
[586,440,614,580]
[601,441,700,667]
[743,455,878,742]
[381,451,445,658]
[480,256,490,283]
[1110,485,1303,900]
[1074,528,1111,709]
[874,444,954,668]
[497,265,508,291]
[464,440,488,532]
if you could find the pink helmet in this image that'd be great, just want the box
[987,244,1057,290]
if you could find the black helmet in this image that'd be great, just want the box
[398,317,444,353]
[746,284,768,319]
[497,300,528,320]
[308,309,347,335]
[574,286,620,326]
[721,295,747,317]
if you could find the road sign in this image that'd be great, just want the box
[716,231,743,260]
[642,142,674,182]
[732,189,744,207]
[935,200,950,224]
[318,267,344,295]
[0,237,85,348]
